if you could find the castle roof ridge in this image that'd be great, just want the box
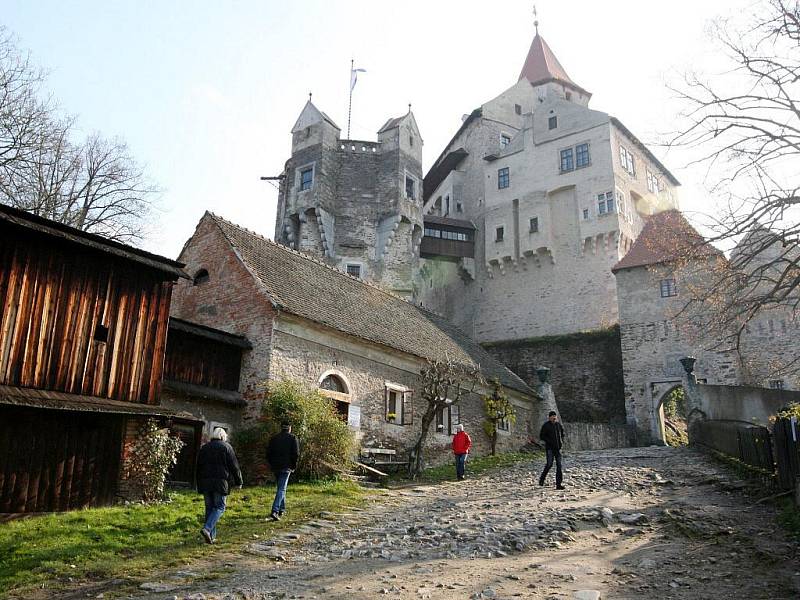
[205,211,418,304]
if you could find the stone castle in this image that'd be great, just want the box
[271,27,798,445]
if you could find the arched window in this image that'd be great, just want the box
[320,374,347,394]
[193,269,209,286]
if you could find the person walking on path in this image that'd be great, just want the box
[196,427,243,544]
[452,423,472,481]
[538,411,566,490]
[266,422,300,521]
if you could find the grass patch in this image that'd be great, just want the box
[388,451,538,485]
[0,479,365,598]
[777,497,800,540]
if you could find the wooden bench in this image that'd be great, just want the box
[361,447,409,472]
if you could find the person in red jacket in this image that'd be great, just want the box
[452,424,472,480]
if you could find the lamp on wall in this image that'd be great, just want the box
[679,356,697,375]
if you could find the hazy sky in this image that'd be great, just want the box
[4,0,755,258]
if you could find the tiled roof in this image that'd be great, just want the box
[519,33,590,96]
[206,213,534,395]
[377,116,404,133]
[612,210,721,272]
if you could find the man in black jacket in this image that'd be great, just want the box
[196,427,243,544]
[266,423,300,521]
[538,411,566,490]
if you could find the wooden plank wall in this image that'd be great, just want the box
[163,330,241,391]
[0,407,123,512]
[0,230,174,404]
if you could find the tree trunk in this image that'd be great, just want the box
[409,405,437,478]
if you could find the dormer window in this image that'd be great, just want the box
[300,167,314,191]
[193,269,210,286]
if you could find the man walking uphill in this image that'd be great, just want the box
[538,411,565,490]
[196,427,243,544]
[266,423,300,521]
[452,424,472,481]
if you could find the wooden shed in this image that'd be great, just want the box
[0,203,202,514]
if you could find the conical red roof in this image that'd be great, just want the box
[519,33,582,91]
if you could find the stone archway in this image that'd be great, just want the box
[652,383,687,446]
[318,370,351,420]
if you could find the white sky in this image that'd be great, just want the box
[4,0,757,258]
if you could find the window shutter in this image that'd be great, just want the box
[402,392,413,425]
[384,386,390,420]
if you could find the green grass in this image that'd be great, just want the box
[777,497,800,540]
[0,479,365,598]
[389,451,538,485]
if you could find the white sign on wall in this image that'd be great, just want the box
[348,405,361,429]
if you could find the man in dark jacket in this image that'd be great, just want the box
[266,422,300,521]
[538,411,566,490]
[196,427,243,544]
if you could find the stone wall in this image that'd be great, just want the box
[689,383,800,426]
[562,422,629,451]
[160,387,242,438]
[483,328,626,423]
[269,316,538,467]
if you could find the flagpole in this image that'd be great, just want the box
[347,58,354,139]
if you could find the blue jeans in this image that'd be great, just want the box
[539,447,563,486]
[272,469,291,514]
[203,492,227,540]
[455,453,467,479]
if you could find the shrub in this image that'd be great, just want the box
[232,380,354,482]
[123,420,184,502]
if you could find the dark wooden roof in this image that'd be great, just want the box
[423,148,469,202]
[0,203,188,280]
[0,385,202,421]
[205,213,534,396]
[162,380,246,406]
[169,317,252,349]
[612,210,721,273]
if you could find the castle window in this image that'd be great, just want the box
[560,148,574,172]
[405,175,417,200]
[500,134,511,148]
[409,135,414,147]
[385,383,412,424]
[597,191,615,215]
[529,217,539,233]
[646,169,660,193]
[193,268,210,286]
[346,264,362,278]
[498,167,510,189]
[660,278,677,298]
[619,145,636,176]
[436,402,460,435]
[565,91,572,101]
[456,201,463,213]
[514,104,522,115]
[445,195,451,216]
[548,116,558,130]
[495,226,504,242]
[300,167,314,191]
[583,208,589,220]
[575,143,590,168]
[769,379,786,390]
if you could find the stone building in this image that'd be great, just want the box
[613,210,800,444]
[170,211,540,460]
[274,100,424,299]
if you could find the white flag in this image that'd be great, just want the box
[350,67,366,92]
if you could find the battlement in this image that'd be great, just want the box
[338,139,381,153]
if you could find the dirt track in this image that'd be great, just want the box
[121,446,800,599]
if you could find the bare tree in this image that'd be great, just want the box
[0,27,157,241]
[667,0,800,370]
[408,356,484,478]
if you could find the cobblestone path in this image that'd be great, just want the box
[132,446,799,599]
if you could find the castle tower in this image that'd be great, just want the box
[275,100,424,298]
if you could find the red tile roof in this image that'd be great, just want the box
[612,210,721,272]
[518,33,589,96]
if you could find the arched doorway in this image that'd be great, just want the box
[318,371,351,420]
[655,385,688,446]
